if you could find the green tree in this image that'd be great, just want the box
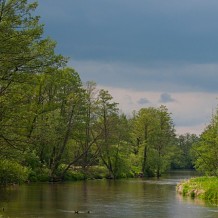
[192,111,218,176]
[0,159,29,185]
[0,0,65,162]
[77,81,100,170]
[172,133,198,169]
[132,107,156,177]
[95,89,121,178]
[0,0,65,94]
[60,81,102,179]
[109,113,132,178]
[132,106,175,177]
[152,105,176,177]
[28,68,85,180]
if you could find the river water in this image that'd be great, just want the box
[0,171,217,218]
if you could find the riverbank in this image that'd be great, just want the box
[177,176,218,204]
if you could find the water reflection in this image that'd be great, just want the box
[0,171,217,218]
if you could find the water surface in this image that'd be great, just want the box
[0,171,217,218]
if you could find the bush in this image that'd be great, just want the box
[28,167,50,182]
[84,166,108,179]
[63,170,86,181]
[0,160,29,185]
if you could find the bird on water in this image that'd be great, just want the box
[74,210,91,214]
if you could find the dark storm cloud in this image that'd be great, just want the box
[71,60,218,92]
[37,0,218,93]
[37,0,218,63]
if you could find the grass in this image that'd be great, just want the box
[177,176,218,205]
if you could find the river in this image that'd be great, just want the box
[0,171,217,218]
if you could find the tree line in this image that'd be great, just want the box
[0,0,217,184]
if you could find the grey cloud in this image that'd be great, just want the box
[37,0,218,94]
[175,118,205,127]
[37,0,218,64]
[72,60,218,93]
[159,93,175,103]
[137,98,150,105]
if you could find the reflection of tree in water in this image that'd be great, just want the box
[0,186,20,213]
[0,186,18,201]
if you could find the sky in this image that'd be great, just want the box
[36,0,218,135]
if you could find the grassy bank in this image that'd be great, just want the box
[177,177,218,204]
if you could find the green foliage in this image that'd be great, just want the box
[128,153,142,175]
[62,170,86,181]
[0,0,65,178]
[171,133,198,169]
[131,106,176,177]
[108,145,134,179]
[177,177,218,204]
[84,166,108,179]
[0,160,29,185]
[28,167,50,182]
[192,111,218,176]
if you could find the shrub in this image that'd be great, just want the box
[85,166,108,179]
[0,160,29,185]
[63,170,86,181]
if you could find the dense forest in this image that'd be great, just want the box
[0,0,217,184]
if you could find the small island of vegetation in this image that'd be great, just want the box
[177,177,218,204]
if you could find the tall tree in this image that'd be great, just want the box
[60,81,101,179]
[0,0,65,94]
[171,133,198,169]
[132,107,156,176]
[78,81,100,169]
[192,111,218,176]
[0,0,65,160]
[109,113,132,178]
[31,68,85,180]
[152,105,176,177]
[95,89,120,178]
[132,106,175,177]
